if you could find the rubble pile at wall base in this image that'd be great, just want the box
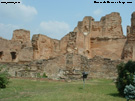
[0,53,122,80]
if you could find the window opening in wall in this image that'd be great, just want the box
[84,26,88,32]
[86,50,90,54]
[0,51,3,58]
[10,52,16,60]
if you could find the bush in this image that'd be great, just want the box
[0,65,10,88]
[37,73,41,78]
[37,73,48,78]
[116,60,135,96]
[124,75,135,101]
[42,73,47,78]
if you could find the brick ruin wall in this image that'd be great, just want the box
[122,12,135,61]
[0,12,135,80]
[0,29,33,63]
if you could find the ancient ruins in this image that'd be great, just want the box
[0,12,135,80]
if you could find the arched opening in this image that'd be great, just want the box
[10,52,16,60]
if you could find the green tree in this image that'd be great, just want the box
[116,60,135,96]
[42,73,48,78]
[124,75,135,101]
[0,65,10,88]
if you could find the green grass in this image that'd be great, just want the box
[0,78,130,101]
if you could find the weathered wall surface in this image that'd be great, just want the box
[99,12,124,38]
[32,34,60,60]
[0,38,14,62]
[0,29,33,62]
[90,37,126,60]
[60,32,91,58]
[60,32,77,54]
[0,53,121,80]
[76,32,91,58]
[89,56,121,79]
[12,29,31,46]
[74,12,124,38]
[122,12,135,60]
[131,12,135,34]
[73,12,126,59]
[74,16,94,35]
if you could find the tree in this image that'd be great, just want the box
[116,60,135,96]
[0,65,10,88]
[124,75,135,101]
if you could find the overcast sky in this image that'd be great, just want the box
[0,0,135,40]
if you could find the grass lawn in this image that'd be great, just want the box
[0,78,129,101]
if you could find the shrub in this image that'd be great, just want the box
[124,75,135,101]
[0,65,10,88]
[37,73,48,78]
[116,60,135,96]
[37,73,41,78]
[42,73,47,78]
